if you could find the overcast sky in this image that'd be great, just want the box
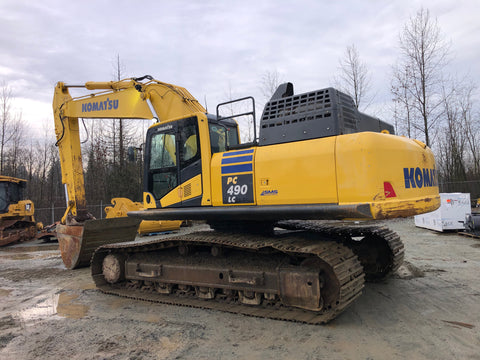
[1,0,479,136]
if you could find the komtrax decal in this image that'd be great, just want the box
[403,167,438,189]
[261,189,278,196]
[82,98,119,112]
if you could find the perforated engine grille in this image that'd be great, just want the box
[261,89,333,125]
[259,87,358,146]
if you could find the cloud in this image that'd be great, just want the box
[0,0,478,130]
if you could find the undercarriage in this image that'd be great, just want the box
[91,221,403,323]
[0,220,36,247]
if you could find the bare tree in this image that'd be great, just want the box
[394,8,450,147]
[437,82,467,183]
[391,63,416,138]
[34,122,56,204]
[457,82,479,174]
[0,81,27,178]
[260,70,283,101]
[0,82,15,173]
[6,115,26,177]
[113,54,126,169]
[82,55,146,204]
[221,82,255,143]
[335,44,372,110]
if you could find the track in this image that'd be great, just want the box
[91,231,365,324]
[0,220,36,247]
[276,220,404,281]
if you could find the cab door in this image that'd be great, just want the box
[177,117,202,206]
[145,122,179,207]
[145,117,202,208]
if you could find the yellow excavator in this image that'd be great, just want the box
[53,75,439,323]
[0,175,38,246]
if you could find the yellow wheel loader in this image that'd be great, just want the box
[53,76,439,323]
[0,176,38,246]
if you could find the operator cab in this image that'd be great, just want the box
[144,114,242,207]
[0,178,27,214]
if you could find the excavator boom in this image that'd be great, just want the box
[53,77,201,268]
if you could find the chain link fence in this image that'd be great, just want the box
[34,203,110,226]
[439,180,480,205]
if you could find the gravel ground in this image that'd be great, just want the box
[0,218,479,360]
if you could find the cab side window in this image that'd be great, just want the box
[209,125,227,154]
[180,121,199,165]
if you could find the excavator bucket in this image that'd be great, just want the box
[57,217,141,269]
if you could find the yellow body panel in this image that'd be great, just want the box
[255,137,338,205]
[136,219,181,234]
[5,200,35,219]
[160,174,203,208]
[208,132,439,219]
[210,137,338,206]
[335,132,439,218]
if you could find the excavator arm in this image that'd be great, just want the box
[52,76,205,268]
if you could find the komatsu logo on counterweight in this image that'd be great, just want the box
[81,98,119,112]
[404,167,438,188]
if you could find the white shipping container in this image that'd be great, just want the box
[414,193,471,232]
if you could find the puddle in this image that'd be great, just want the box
[56,293,89,319]
[0,288,13,297]
[0,253,35,260]
[1,244,59,252]
[80,282,97,290]
[0,252,59,261]
[17,292,89,322]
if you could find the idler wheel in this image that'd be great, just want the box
[102,254,126,284]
